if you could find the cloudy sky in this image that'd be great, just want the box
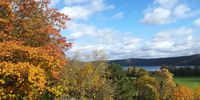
[50,0,200,60]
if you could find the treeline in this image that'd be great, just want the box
[127,66,200,77]
[110,65,200,100]
[168,66,200,76]
[109,64,200,100]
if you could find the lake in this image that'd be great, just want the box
[123,66,160,71]
[123,66,195,71]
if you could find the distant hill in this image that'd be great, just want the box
[108,54,200,66]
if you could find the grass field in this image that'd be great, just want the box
[174,77,200,89]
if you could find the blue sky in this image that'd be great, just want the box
[50,0,200,60]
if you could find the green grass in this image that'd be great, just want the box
[174,77,200,89]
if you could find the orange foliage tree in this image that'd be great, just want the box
[0,0,71,99]
[194,87,200,100]
[171,86,194,100]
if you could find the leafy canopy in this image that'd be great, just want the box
[0,0,71,99]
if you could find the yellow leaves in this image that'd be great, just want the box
[77,63,104,88]
[82,63,94,74]
[136,75,158,88]
[63,60,114,99]
[28,66,46,89]
[135,68,177,100]
[135,75,160,100]
[0,62,46,99]
[47,85,64,97]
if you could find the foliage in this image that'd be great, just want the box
[128,67,139,77]
[169,66,200,77]
[153,67,175,100]
[108,63,136,100]
[0,0,71,99]
[61,51,114,100]
[171,86,194,100]
[137,68,149,77]
[194,87,200,100]
[127,67,149,77]
[109,63,126,80]
[135,74,159,100]
[0,62,46,99]
[135,67,176,100]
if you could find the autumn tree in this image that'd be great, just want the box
[61,51,114,99]
[137,68,149,77]
[194,87,200,100]
[171,86,194,100]
[0,0,71,99]
[135,74,160,100]
[135,67,176,100]
[153,67,175,100]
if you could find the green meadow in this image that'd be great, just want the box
[174,77,200,89]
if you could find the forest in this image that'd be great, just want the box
[0,0,200,100]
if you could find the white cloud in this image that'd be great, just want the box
[141,0,200,25]
[173,4,190,18]
[60,6,91,20]
[67,22,114,41]
[112,12,124,19]
[141,7,171,24]
[154,0,178,8]
[194,18,200,27]
[60,0,114,20]
[66,19,200,59]
[49,0,61,7]
[142,27,200,58]
[154,27,193,41]
[63,0,89,5]
[66,22,200,59]
[52,0,200,60]
[66,22,141,60]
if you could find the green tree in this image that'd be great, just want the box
[108,63,137,100]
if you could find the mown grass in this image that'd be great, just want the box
[174,77,200,89]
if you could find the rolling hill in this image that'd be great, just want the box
[108,54,200,66]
